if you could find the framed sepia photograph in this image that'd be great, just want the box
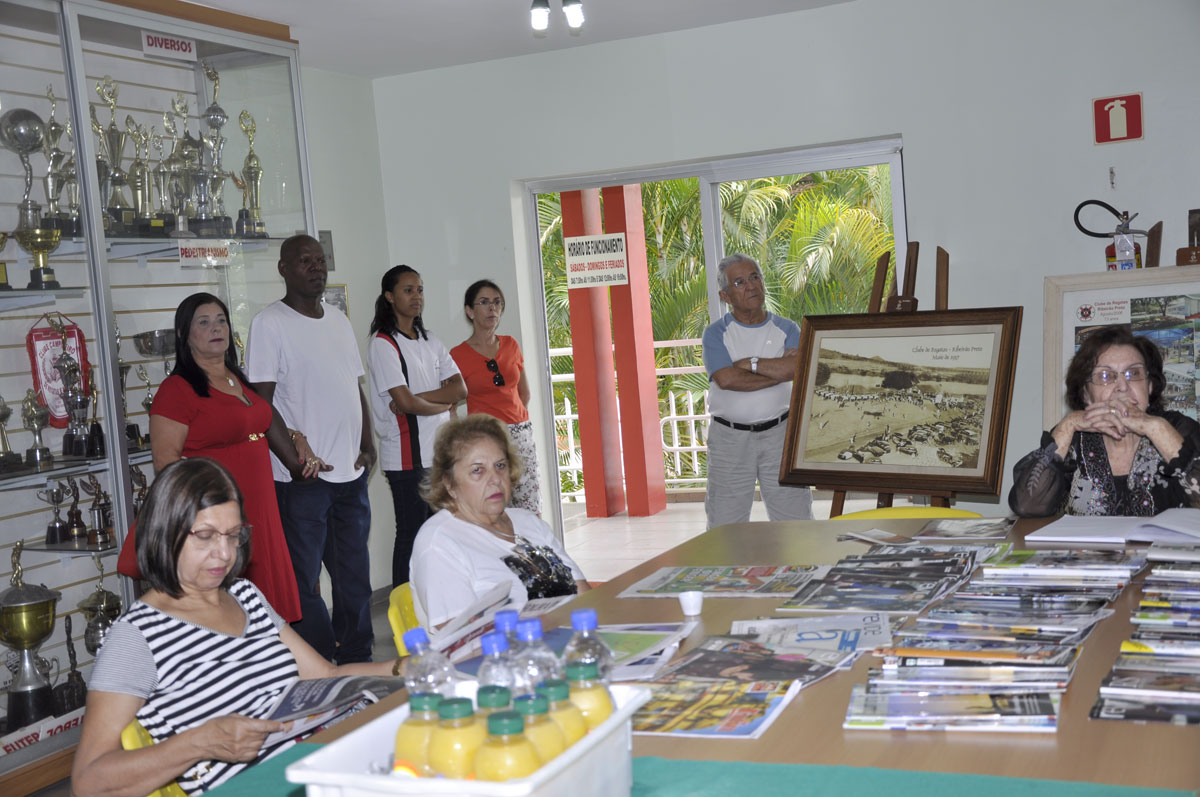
[1043,265,1200,430]
[779,307,1022,496]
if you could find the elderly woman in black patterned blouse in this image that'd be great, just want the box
[1009,325,1200,517]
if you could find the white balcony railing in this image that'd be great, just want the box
[550,340,708,502]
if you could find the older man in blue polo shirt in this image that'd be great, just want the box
[702,253,813,528]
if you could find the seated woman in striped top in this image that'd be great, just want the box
[72,458,404,795]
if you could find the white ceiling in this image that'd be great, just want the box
[193,0,847,78]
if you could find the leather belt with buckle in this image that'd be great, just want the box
[711,411,789,433]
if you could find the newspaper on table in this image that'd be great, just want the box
[617,565,829,599]
[658,638,843,681]
[915,517,1016,541]
[261,675,402,747]
[429,581,512,662]
[729,612,892,654]
[632,679,802,739]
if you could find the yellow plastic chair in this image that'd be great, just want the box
[120,719,188,797]
[834,506,982,520]
[388,582,420,656]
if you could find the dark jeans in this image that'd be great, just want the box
[385,468,430,589]
[275,470,374,664]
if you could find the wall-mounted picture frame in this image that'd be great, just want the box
[779,307,1023,496]
[1043,265,1200,430]
[323,283,349,316]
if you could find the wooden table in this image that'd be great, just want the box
[318,517,1200,790]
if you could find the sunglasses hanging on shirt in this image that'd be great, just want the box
[487,358,505,387]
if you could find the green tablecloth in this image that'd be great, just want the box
[205,747,1195,796]
[631,757,1195,797]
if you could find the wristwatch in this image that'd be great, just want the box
[750,357,760,374]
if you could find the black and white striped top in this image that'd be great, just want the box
[89,579,300,794]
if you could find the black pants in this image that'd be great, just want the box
[385,468,430,589]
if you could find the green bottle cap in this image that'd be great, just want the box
[408,693,442,712]
[487,710,525,736]
[513,693,550,716]
[476,685,512,709]
[536,679,570,702]
[565,661,600,681]
[437,697,475,720]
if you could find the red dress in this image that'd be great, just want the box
[116,374,302,622]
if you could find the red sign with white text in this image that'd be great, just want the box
[1093,93,1143,144]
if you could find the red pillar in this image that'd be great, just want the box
[560,189,625,517]
[602,184,667,516]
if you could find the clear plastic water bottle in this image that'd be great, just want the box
[512,618,563,686]
[477,631,528,692]
[561,608,614,680]
[493,609,520,647]
[402,627,456,698]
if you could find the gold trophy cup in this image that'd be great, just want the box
[0,541,62,730]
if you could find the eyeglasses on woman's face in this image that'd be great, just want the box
[1089,365,1147,386]
[486,358,505,387]
[474,298,504,309]
[188,523,252,548]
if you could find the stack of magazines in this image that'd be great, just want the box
[843,548,1134,733]
[1092,548,1200,724]
[776,544,992,616]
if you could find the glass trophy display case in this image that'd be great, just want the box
[0,0,314,784]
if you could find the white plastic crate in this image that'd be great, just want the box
[286,683,651,797]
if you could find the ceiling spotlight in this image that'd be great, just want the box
[563,0,585,29]
[531,0,550,31]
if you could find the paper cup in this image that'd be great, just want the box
[678,591,703,616]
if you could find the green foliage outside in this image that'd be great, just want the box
[537,166,897,497]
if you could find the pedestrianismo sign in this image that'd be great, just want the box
[564,233,628,289]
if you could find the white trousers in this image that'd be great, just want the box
[705,420,813,529]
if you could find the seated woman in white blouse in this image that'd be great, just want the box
[410,414,588,628]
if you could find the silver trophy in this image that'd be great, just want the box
[21,389,51,469]
[1,105,61,288]
[95,77,130,219]
[79,474,113,548]
[165,96,200,237]
[78,556,120,654]
[198,61,230,235]
[0,393,21,470]
[60,120,81,237]
[47,317,89,458]
[125,116,152,223]
[35,483,67,545]
[41,87,70,232]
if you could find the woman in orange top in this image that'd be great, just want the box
[449,280,542,514]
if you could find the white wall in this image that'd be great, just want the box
[365,0,1200,514]
[300,66,395,589]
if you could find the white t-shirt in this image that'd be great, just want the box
[702,312,800,423]
[366,329,460,471]
[247,300,365,483]
[410,508,584,627]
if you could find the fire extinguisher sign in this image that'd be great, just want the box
[1093,93,1143,144]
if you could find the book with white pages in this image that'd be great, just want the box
[1025,508,1200,545]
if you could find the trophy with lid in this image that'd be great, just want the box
[0,393,21,471]
[21,388,51,469]
[0,540,62,730]
[0,104,61,289]
[95,76,133,233]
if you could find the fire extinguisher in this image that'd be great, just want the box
[1074,199,1147,271]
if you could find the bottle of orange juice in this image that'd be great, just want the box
[535,679,586,746]
[392,692,441,777]
[427,697,487,779]
[565,661,613,731]
[512,693,566,763]
[476,685,512,718]
[473,710,541,782]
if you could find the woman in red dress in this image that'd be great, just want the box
[117,293,324,622]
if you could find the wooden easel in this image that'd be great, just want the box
[821,242,955,517]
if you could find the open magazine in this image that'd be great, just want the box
[261,675,403,747]
[428,582,513,662]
